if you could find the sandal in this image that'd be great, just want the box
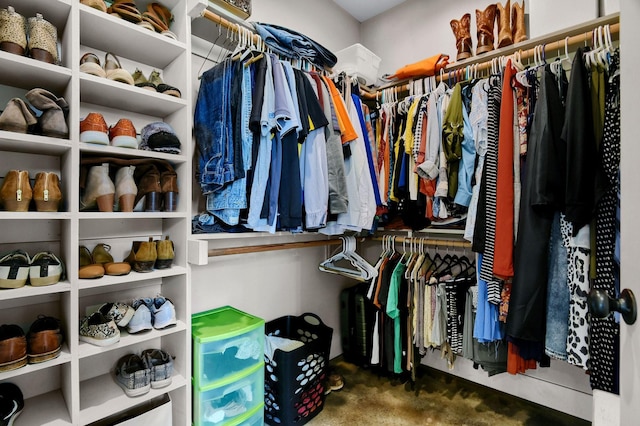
[107,0,142,23]
[142,2,172,33]
[104,52,134,85]
[80,0,108,13]
[80,52,106,78]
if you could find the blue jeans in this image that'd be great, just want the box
[545,212,570,360]
[194,60,235,194]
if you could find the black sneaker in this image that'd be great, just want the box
[0,382,23,426]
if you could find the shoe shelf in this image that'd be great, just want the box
[0,281,72,302]
[0,51,72,96]
[78,142,188,163]
[79,372,187,425]
[77,266,188,291]
[0,343,72,382]
[17,390,73,426]
[0,211,72,220]
[78,211,186,219]
[78,320,188,359]
[0,131,72,156]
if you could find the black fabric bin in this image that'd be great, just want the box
[264,313,333,425]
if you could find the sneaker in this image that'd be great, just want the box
[79,312,120,347]
[151,296,176,330]
[29,251,64,287]
[0,382,24,426]
[114,353,151,397]
[0,325,27,372]
[0,250,30,289]
[27,315,63,364]
[141,349,173,388]
[98,302,135,328]
[127,299,153,334]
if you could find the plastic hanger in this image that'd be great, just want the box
[319,237,373,281]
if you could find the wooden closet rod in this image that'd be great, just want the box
[201,9,261,44]
[372,236,472,249]
[208,238,342,257]
[362,14,620,100]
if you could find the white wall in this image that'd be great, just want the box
[360,0,600,77]
[189,0,360,357]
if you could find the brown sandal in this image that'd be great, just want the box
[142,2,172,33]
[107,0,142,23]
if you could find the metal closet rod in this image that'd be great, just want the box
[208,238,343,257]
[372,236,472,249]
[362,19,620,100]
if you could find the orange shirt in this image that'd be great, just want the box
[321,76,358,143]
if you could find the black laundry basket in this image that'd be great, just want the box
[264,313,333,426]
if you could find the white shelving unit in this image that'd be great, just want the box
[0,0,192,424]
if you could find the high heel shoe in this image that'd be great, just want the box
[81,163,115,212]
[115,166,137,212]
[0,6,27,56]
[33,172,62,212]
[160,169,177,211]
[134,163,161,212]
[1,170,32,212]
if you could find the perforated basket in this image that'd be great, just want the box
[264,313,333,426]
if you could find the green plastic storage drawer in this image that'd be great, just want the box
[192,306,265,389]
[194,362,264,426]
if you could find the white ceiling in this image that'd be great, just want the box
[332,0,408,22]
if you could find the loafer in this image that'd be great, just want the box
[0,250,30,289]
[29,251,64,287]
[115,353,151,397]
[0,324,27,372]
[0,383,24,426]
[98,302,135,328]
[141,348,173,388]
[27,315,63,364]
[79,312,120,347]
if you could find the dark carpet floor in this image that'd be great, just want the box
[309,358,591,426]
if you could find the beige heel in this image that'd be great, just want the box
[119,194,135,212]
[96,193,114,212]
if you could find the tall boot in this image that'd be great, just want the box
[476,4,497,55]
[115,166,137,212]
[512,0,527,44]
[33,172,62,212]
[25,88,69,139]
[81,163,115,212]
[27,13,58,64]
[0,98,37,133]
[0,6,27,56]
[496,0,513,48]
[450,13,473,61]
[1,170,32,212]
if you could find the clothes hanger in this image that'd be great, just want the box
[319,237,374,281]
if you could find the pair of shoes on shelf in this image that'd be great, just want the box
[450,0,527,61]
[106,0,177,40]
[127,295,177,334]
[0,383,23,424]
[115,348,173,397]
[134,164,179,212]
[80,112,138,149]
[80,163,138,212]
[0,316,63,371]
[80,52,134,85]
[132,69,181,98]
[0,170,62,212]
[0,88,69,138]
[81,0,108,13]
[124,236,174,273]
[0,250,65,288]
[0,6,60,64]
[79,244,131,279]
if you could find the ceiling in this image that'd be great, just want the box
[332,0,408,22]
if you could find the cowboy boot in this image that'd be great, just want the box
[0,6,27,56]
[0,98,37,133]
[160,169,178,212]
[512,0,527,44]
[1,170,32,212]
[476,4,497,55]
[115,166,137,212]
[27,13,58,64]
[450,13,473,61]
[33,172,62,212]
[496,0,513,48]
[25,88,69,139]
[81,163,115,212]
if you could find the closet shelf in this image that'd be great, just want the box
[0,212,72,220]
[79,75,188,117]
[79,5,187,69]
[77,266,188,291]
[0,131,72,155]
[18,390,72,426]
[0,51,71,94]
[78,212,186,220]
[79,373,187,425]
[78,320,187,359]
[0,282,71,302]
[0,344,71,382]
[79,142,188,163]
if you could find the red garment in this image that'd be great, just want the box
[507,342,537,375]
[493,60,515,278]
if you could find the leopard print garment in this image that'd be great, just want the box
[562,215,590,370]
